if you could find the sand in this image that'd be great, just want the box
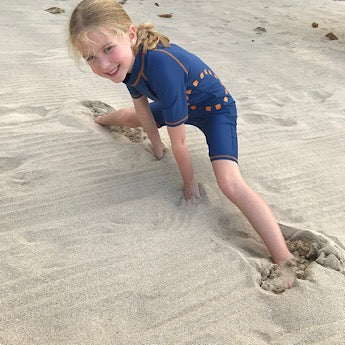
[1,0,345,344]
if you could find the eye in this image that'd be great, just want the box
[86,55,95,63]
[104,46,113,54]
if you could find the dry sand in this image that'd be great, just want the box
[1,0,345,344]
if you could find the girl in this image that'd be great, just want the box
[69,0,295,282]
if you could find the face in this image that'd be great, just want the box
[79,26,137,83]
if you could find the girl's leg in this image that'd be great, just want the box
[95,107,141,128]
[211,159,293,266]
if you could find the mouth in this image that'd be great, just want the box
[106,66,119,77]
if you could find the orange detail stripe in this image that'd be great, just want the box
[132,52,145,87]
[186,95,189,100]
[205,106,212,112]
[165,115,188,126]
[193,80,199,87]
[214,74,218,79]
[190,105,197,111]
[186,89,192,95]
[154,49,188,75]
[200,72,204,79]
[215,104,222,110]
[225,89,229,94]
[204,69,208,75]
[224,96,229,102]
[208,69,212,75]
[131,93,143,99]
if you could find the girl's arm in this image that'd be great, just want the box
[167,124,200,200]
[132,96,166,159]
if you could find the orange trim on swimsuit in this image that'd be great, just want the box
[154,49,188,75]
[210,155,238,162]
[165,114,188,126]
[132,52,145,87]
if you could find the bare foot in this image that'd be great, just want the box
[94,113,118,126]
[260,258,297,294]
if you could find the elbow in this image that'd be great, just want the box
[168,124,187,150]
[171,136,186,151]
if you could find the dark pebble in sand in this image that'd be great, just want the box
[325,32,338,40]
[158,13,173,18]
[255,27,267,34]
[45,7,65,14]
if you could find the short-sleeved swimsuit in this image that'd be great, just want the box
[123,43,238,162]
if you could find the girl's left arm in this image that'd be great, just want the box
[167,124,200,200]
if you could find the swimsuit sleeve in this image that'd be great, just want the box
[126,84,143,99]
[147,51,188,127]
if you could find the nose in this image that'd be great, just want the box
[98,55,111,72]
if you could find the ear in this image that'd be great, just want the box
[128,25,137,48]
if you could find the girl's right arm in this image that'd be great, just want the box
[167,124,200,200]
[132,96,166,160]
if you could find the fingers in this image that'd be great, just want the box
[183,190,201,202]
[156,147,167,160]
[145,144,167,160]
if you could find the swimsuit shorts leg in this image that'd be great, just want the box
[149,101,238,163]
[195,103,238,163]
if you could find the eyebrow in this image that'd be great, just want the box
[83,42,114,60]
[83,54,93,60]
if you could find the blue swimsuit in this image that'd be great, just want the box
[123,43,238,162]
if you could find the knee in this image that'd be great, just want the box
[215,172,245,201]
[121,108,139,128]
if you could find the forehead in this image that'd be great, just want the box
[78,29,123,55]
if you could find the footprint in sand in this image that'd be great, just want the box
[306,90,332,103]
[7,169,50,191]
[260,224,344,293]
[241,112,297,127]
[0,157,23,172]
[0,105,48,124]
[81,100,147,143]
[0,155,48,194]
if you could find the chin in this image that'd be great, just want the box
[109,73,125,83]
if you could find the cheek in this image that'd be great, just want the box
[90,63,101,75]
[110,48,130,62]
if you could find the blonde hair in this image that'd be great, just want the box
[68,0,170,60]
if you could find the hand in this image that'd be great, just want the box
[146,143,167,160]
[183,180,201,200]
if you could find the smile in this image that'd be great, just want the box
[106,66,119,77]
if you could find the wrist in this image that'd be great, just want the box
[183,177,196,186]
